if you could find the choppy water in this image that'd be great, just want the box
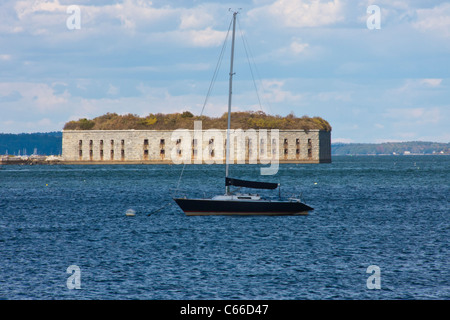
[0,156,448,299]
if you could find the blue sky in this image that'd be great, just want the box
[0,0,449,143]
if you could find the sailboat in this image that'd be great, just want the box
[173,11,314,216]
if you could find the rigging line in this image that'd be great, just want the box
[174,161,186,196]
[147,201,172,216]
[174,16,234,196]
[237,18,263,113]
[200,17,233,117]
[237,17,274,116]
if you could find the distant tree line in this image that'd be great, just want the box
[332,142,450,155]
[2,132,447,156]
[63,111,332,131]
[0,132,62,156]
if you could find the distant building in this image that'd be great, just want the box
[62,129,331,164]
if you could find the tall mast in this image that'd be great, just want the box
[225,11,237,195]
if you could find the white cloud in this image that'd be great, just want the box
[248,0,344,28]
[0,54,12,61]
[0,118,61,134]
[315,91,352,102]
[7,0,226,47]
[254,37,313,65]
[112,0,179,31]
[261,80,303,103]
[14,0,66,20]
[420,79,442,87]
[0,82,69,112]
[357,0,418,26]
[374,138,405,143]
[107,84,119,96]
[289,38,309,54]
[391,79,444,95]
[383,107,442,124]
[332,138,354,143]
[179,9,215,30]
[414,3,450,37]
[180,27,227,47]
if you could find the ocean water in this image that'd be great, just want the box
[0,156,448,300]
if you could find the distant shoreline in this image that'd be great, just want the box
[1,153,448,166]
[332,153,450,156]
[0,132,448,157]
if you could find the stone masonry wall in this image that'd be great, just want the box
[62,129,331,163]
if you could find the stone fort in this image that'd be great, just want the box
[62,128,331,164]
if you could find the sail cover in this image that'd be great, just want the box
[225,177,279,190]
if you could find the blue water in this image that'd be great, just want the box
[0,156,448,299]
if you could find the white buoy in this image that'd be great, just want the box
[125,209,136,217]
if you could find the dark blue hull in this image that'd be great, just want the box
[173,198,313,216]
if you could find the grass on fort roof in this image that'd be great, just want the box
[64,111,331,131]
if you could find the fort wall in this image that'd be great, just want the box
[62,129,331,164]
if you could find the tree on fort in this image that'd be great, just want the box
[63,111,332,131]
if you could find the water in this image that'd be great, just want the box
[0,156,448,299]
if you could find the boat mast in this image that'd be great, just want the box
[226,11,237,195]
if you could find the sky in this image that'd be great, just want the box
[0,0,449,143]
